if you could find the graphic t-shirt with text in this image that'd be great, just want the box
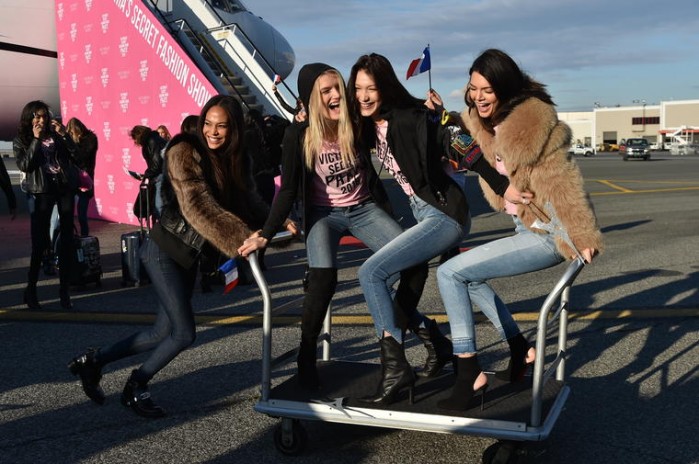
[375,121,414,196]
[311,140,370,207]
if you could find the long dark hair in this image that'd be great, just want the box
[466,49,554,132]
[17,100,50,146]
[197,95,246,191]
[347,53,423,127]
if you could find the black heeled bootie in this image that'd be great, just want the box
[68,347,105,405]
[295,268,337,390]
[23,283,41,310]
[359,336,415,405]
[412,318,453,378]
[495,333,533,383]
[297,337,319,390]
[437,355,488,411]
[121,370,166,418]
[59,286,73,310]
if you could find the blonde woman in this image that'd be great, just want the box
[238,63,438,390]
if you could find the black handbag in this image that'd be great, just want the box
[150,205,205,270]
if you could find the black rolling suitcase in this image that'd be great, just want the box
[121,180,151,287]
[68,235,103,287]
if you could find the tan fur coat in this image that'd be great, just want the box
[165,135,269,258]
[462,97,603,258]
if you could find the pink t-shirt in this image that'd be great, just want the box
[493,125,518,215]
[375,121,414,196]
[311,140,370,207]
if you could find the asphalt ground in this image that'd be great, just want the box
[1,153,698,463]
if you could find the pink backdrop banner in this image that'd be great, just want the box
[54,0,218,224]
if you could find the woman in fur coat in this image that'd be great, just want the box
[68,95,274,418]
[436,49,603,411]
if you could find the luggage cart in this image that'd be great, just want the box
[251,247,585,462]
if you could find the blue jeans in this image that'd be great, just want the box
[98,238,197,382]
[437,216,563,354]
[305,201,406,268]
[359,195,467,342]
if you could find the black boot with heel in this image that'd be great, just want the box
[121,369,166,418]
[59,285,73,310]
[495,333,534,383]
[296,268,337,390]
[437,355,488,411]
[23,283,41,310]
[411,318,453,378]
[358,336,415,405]
[68,347,105,405]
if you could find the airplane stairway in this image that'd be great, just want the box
[144,0,296,118]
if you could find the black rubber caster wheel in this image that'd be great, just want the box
[273,419,307,456]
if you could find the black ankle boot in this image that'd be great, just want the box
[412,318,453,378]
[495,333,532,383]
[23,283,41,310]
[437,355,488,411]
[68,347,105,405]
[121,370,166,418]
[59,286,73,310]
[358,336,415,405]
[296,338,319,390]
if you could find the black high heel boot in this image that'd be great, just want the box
[358,336,415,405]
[121,370,166,418]
[297,337,319,390]
[59,286,73,310]
[437,355,488,411]
[68,347,105,405]
[412,318,453,378]
[23,283,41,310]
[495,333,533,383]
[295,268,337,390]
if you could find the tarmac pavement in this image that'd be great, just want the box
[1,156,698,463]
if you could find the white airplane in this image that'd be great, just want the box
[0,0,295,142]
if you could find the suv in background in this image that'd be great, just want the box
[620,138,651,161]
[569,144,595,157]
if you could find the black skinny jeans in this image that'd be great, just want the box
[29,186,75,286]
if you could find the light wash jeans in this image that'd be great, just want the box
[305,200,406,268]
[437,216,564,354]
[359,195,468,342]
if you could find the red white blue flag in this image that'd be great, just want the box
[218,259,239,294]
[406,47,431,80]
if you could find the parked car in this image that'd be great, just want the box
[568,144,595,157]
[596,143,620,152]
[620,138,651,161]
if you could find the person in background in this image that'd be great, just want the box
[436,49,603,411]
[156,124,172,142]
[0,155,17,220]
[14,100,78,310]
[238,63,434,391]
[346,53,525,405]
[68,95,274,418]
[66,117,98,236]
[179,115,199,136]
[129,125,166,218]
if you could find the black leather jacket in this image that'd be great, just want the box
[14,134,79,194]
[360,105,471,225]
[141,131,166,179]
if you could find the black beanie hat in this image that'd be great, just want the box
[297,63,334,114]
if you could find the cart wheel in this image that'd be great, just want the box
[273,419,307,456]
[482,440,531,464]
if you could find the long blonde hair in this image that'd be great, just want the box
[303,69,356,170]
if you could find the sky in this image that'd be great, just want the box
[247,0,699,113]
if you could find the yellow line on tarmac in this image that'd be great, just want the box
[596,179,634,193]
[591,186,699,196]
[1,308,697,325]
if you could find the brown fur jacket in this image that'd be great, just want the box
[462,97,603,258]
[162,133,269,258]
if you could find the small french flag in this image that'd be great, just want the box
[218,258,239,294]
[273,74,282,84]
[406,47,431,80]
